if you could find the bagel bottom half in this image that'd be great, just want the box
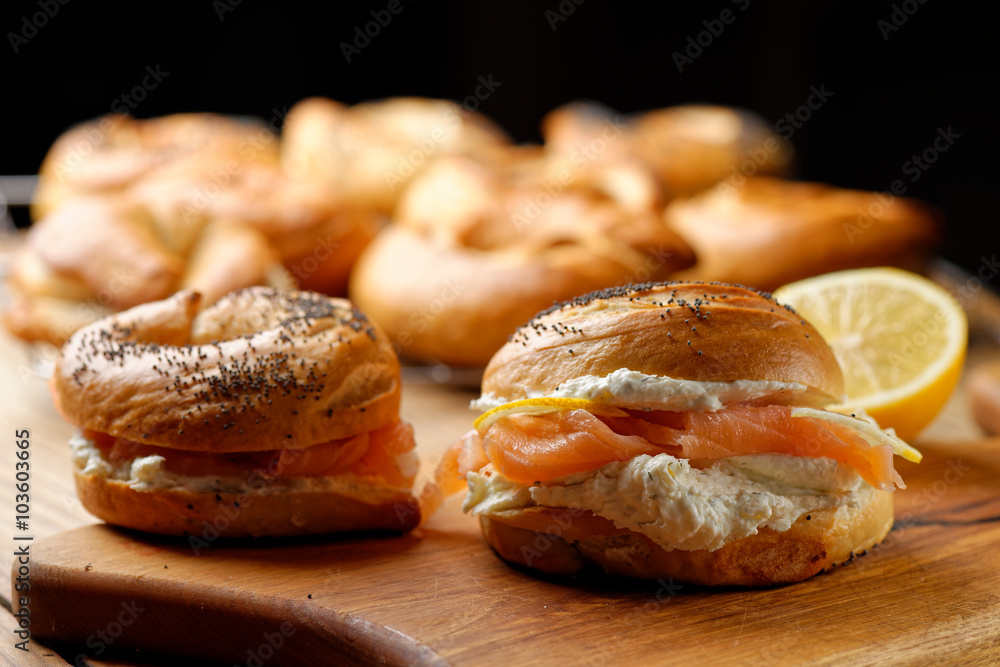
[73,465,420,539]
[478,490,893,586]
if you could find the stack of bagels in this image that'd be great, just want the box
[6,97,940,368]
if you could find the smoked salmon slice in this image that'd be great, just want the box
[469,405,901,491]
[349,420,419,487]
[483,410,665,484]
[89,419,418,485]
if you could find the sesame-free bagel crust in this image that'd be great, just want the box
[479,488,893,586]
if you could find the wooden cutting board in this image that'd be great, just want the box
[21,436,1000,666]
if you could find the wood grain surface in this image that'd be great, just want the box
[2,254,1000,665]
[16,436,1000,667]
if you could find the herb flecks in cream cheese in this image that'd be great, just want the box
[464,452,877,552]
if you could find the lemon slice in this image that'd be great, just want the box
[791,407,922,463]
[473,397,626,433]
[774,267,967,442]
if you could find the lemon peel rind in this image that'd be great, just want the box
[472,397,624,433]
[774,267,967,438]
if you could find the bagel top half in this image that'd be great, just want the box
[481,281,844,408]
[52,287,399,453]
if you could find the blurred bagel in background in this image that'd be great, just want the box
[541,102,796,201]
[349,151,696,367]
[126,159,380,295]
[31,113,279,221]
[6,110,379,346]
[6,98,946,362]
[281,96,510,215]
[664,176,941,291]
[4,195,293,346]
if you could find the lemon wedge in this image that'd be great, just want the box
[473,397,626,433]
[775,267,967,442]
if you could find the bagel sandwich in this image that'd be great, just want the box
[442,282,920,585]
[51,287,421,538]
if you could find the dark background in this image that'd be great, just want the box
[1,0,995,275]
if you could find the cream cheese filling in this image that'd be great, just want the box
[69,431,413,503]
[465,370,910,553]
[463,453,879,552]
[471,369,815,412]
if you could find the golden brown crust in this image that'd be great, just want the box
[281,96,509,214]
[350,152,694,367]
[350,215,694,367]
[5,192,297,347]
[479,489,893,585]
[481,281,845,405]
[33,113,278,220]
[6,240,96,301]
[542,103,794,200]
[52,288,401,452]
[275,205,379,295]
[13,110,372,346]
[27,196,186,310]
[278,97,348,187]
[74,469,420,537]
[129,160,381,296]
[2,293,113,346]
[180,222,295,306]
[665,176,941,291]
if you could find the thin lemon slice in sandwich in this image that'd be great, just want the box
[791,407,923,463]
[474,397,627,433]
[775,267,967,442]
